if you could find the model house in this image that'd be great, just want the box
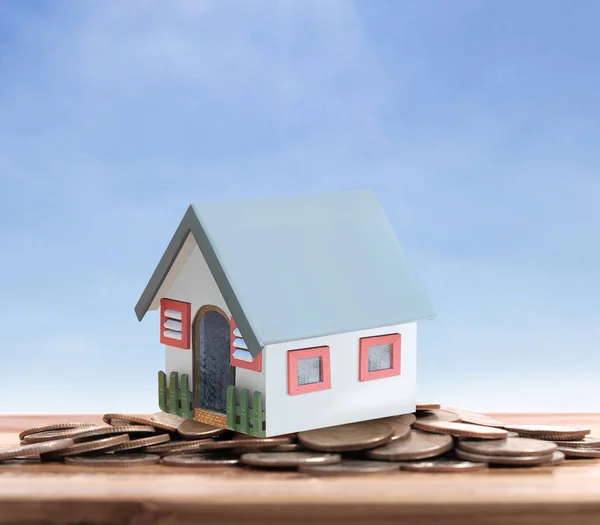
[134,190,435,437]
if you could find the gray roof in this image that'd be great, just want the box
[135,189,435,357]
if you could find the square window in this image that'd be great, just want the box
[368,343,392,372]
[359,333,401,382]
[287,346,331,396]
[297,356,322,385]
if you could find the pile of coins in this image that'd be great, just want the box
[2,404,599,475]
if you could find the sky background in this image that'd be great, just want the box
[0,0,598,414]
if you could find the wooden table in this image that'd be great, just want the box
[1,413,599,525]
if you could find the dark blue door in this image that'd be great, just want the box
[193,309,233,414]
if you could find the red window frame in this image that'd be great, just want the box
[159,298,191,350]
[359,333,401,382]
[230,318,262,372]
[287,345,331,396]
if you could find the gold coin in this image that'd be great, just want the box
[162,453,240,467]
[556,447,600,459]
[415,409,461,423]
[416,403,441,410]
[504,425,591,441]
[400,459,488,473]
[177,419,228,439]
[42,434,130,459]
[413,420,508,439]
[102,433,171,453]
[458,437,557,457]
[19,422,96,441]
[298,421,394,452]
[240,451,342,468]
[455,448,554,466]
[64,453,160,467]
[0,438,75,461]
[442,407,505,428]
[298,460,400,476]
[366,429,453,461]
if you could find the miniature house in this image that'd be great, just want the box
[135,190,435,437]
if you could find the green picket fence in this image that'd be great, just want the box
[158,370,193,419]
[226,385,265,437]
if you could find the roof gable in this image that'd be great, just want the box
[135,189,436,357]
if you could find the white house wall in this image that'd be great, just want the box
[160,234,265,399]
[263,322,417,436]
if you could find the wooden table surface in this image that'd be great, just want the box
[1,413,600,525]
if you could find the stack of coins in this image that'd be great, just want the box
[2,404,599,474]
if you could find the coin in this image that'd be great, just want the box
[143,439,213,456]
[413,420,509,439]
[0,438,75,461]
[556,447,600,459]
[42,434,130,459]
[102,433,171,453]
[177,419,227,439]
[552,437,600,449]
[146,436,291,457]
[162,453,240,467]
[64,453,160,467]
[442,407,505,428]
[240,451,342,468]
[545,451,566,466]
[455,448,554,466]
[103,413,178,433]
[69,425,157,441]
[366,429,453,461]
[378,415,414,441]
[19,422,96,441]
[298,421,394,452]
[415,409,461,423]
[0,458,41,465]
[400,459,489,473]
[298,459,400,476]
[150,412,188,432]
[457,437,557,457]
[396,414,417,426]
[503,425,591,441]
[22,427,99,444]
[416,403,441,410]
[270,443,305,452]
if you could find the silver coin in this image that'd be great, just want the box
[162,453,240,467]
[455,448,554,466]
[240,451,342,468]
[400,459,488,473]
[556,447,600,459]
[366,429,453,461]
[458,437,557,457]
[298,460,400,476]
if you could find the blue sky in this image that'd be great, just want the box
[1,1,598,413]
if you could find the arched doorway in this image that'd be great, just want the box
[192,305,234,415]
